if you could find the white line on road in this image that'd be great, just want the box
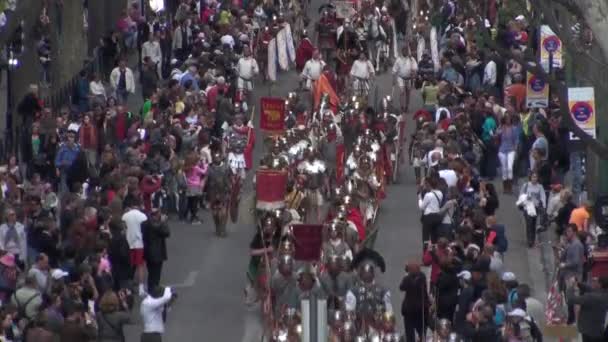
[167,271,199,288]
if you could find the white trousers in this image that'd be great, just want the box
[499,151,515,180]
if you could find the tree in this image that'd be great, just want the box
[477,0,608,158]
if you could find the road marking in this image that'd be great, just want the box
[168,271,199,288]
[240,310,264,342]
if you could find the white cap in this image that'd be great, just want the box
[51,269,69,280]
[457,271,471,281]
[508,308,527,318]
[515,15,525,21]
[502,271,517,282]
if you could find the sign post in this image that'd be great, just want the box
[568,87,596,140]
[540,25,562,73]
[526,72,549,108]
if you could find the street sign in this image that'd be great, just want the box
[540,25,562,71]
[526,72,549,108]
[568,87,596,140]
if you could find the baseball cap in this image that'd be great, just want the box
[508,308,526,318]
[502,272,517,282]
[457,270,471,281]
[51,269,69,280]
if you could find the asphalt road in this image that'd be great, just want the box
[121,1,553,340]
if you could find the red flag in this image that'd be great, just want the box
[260,97,286,132]
[347,208,366,241]
[256,170,288,210]
[313,73,339,113]
[292,224,323,261]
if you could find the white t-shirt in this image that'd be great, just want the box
[220,34,235,49]
[122,209,148,249]
[439,169,458,188]
[141,287,173,333]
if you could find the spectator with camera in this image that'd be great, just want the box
[140,286,177,342]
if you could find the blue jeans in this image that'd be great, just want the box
[116,89,129,105]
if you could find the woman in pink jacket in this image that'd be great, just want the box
[184,153,208,224]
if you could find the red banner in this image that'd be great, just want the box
[256,170,288,210]
[260,97,286,132]
[292,224,323,261]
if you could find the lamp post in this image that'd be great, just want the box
[2,49,19,157]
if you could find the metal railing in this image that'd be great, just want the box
[41,49,102,111]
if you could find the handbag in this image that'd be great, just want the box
[421,191,444,227]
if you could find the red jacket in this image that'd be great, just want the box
[422,247,449,285]
[140,176,162,213]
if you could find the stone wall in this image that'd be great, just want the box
[1,0,127,132]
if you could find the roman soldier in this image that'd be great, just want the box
[374,96,400,183]
[295,30,315,73]
[352,154,381,225]
[321,220,353,264]
[293,264,325,309]
[319,254,352,310]
[296,147,327,222]
[337,19,360,88]
[224,113,255,179]
[428,319,462,341]
[345,249,392,325]
[287,125,311,165]
[316,9,338,62]
[271,254,298,316]
[271,306,302,342]
[285,92,309,128]
[255,26,273,81]
[236,46,259,110]
[207,151,232,236]
[300,50,325,90]
[246,215,281,305]
[263,138,290,170]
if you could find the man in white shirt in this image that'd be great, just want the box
[350,52,375,96]
[483,55,497,97]
[140,286,175,342]
[0,208,27,265]
[438,161,458,188]
[122,197,148,296]
[236,46,259,92]
[300,50,325,90]
[392,47,418,111]
[110,59,135,105]
[424,140,445,171]
[142,33,163,78]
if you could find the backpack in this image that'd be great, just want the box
[13,292,40,322]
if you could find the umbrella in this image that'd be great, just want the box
[350,248,386,272]
[318,3,336,13]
